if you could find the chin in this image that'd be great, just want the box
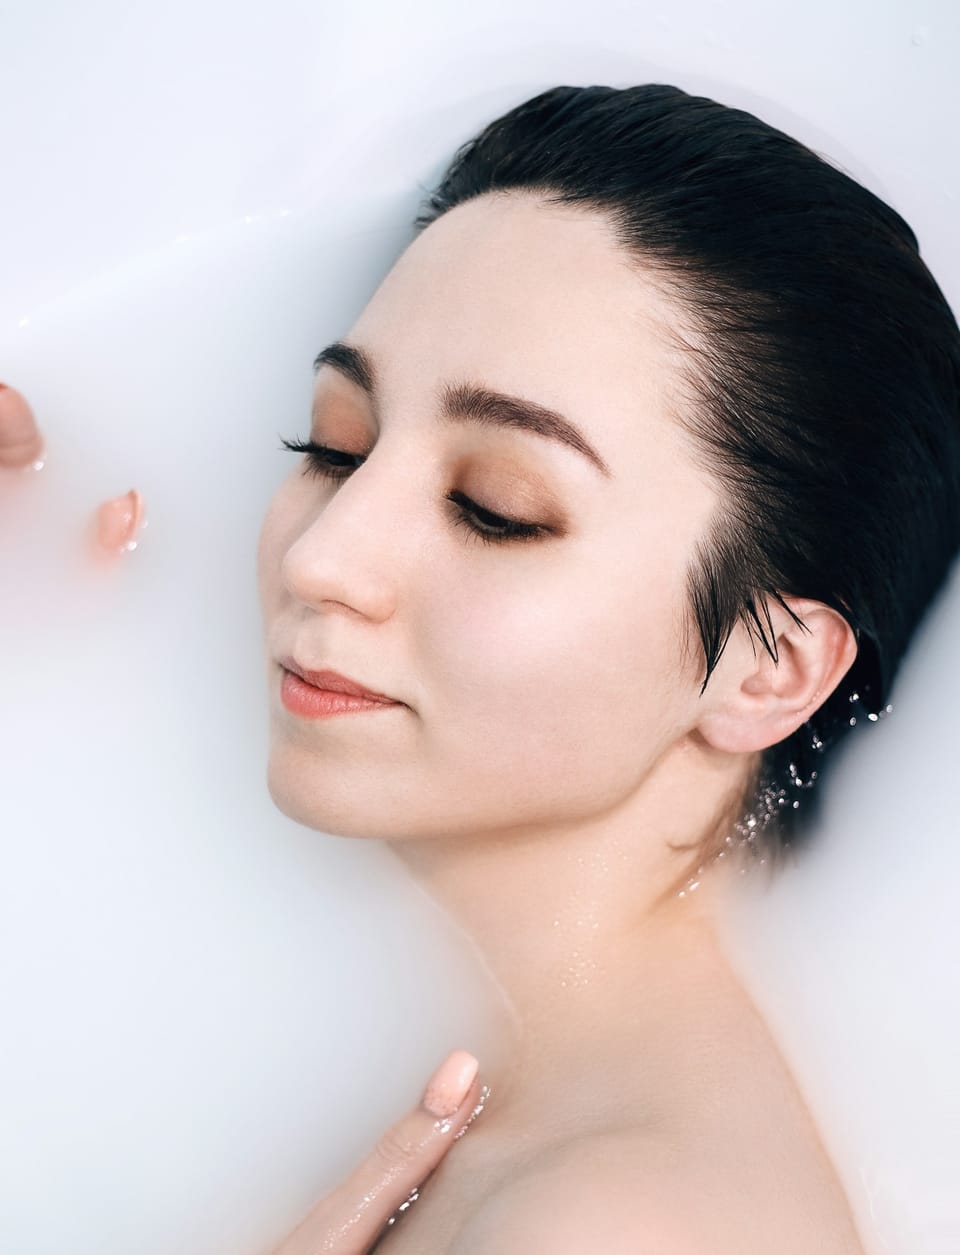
[264,746,397,840]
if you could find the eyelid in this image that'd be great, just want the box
[279,435,555,544]
[307,401,568,503]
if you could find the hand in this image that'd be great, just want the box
[0,382,44,469]
[271,1049,489,1255]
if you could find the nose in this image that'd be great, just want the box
[279,454,411,623]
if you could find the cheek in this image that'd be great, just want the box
[415,552,682,800]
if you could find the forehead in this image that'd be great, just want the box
[345,193,689,459]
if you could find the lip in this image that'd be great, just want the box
[277,655,400,705]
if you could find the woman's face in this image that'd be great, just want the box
[257,193,722,842]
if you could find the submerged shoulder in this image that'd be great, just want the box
[453,1129,865,1255]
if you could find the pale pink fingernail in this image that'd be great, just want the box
[421,1050,479,1118]
[94,489,146,554]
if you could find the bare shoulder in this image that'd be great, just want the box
[453,1133,717,1255]
[453,1127,867,1255]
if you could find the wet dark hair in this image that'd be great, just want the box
[410,84,960,870]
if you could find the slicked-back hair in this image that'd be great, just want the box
[410,84,960,865]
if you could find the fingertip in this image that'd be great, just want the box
[93,489,146,555]
[421,1049,480,1119]
[0,385,45,470]
[452,1081,492,1141]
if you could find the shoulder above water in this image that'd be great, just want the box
[451,1128,867,1255]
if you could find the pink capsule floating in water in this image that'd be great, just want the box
[0,383,46,470]
[93,489,146,556]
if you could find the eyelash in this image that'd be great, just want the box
[279,437,548,546]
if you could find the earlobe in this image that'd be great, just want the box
[696,598,859,755]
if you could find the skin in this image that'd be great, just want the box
[252,190,863,1251]
[0,383,45,469]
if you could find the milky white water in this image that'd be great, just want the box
[2,3,959,1252]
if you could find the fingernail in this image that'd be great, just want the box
[421,1050,479,1118]
[94,489,146,554]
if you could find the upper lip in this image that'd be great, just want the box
[278,655,400,704]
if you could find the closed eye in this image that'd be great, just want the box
[279,436,550,546]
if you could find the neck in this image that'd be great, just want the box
[388,735,753,1118]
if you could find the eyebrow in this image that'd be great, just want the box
[312,340,612,478]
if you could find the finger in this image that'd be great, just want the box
[0,384,45,470]
[275,1054,485,1255]
[92,489,146,555]
[272,1050,488,1255]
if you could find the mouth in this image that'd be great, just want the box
[277,655,400,705]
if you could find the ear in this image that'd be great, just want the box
[695,597,860,755]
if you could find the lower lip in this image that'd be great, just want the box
[280,668,402,718]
